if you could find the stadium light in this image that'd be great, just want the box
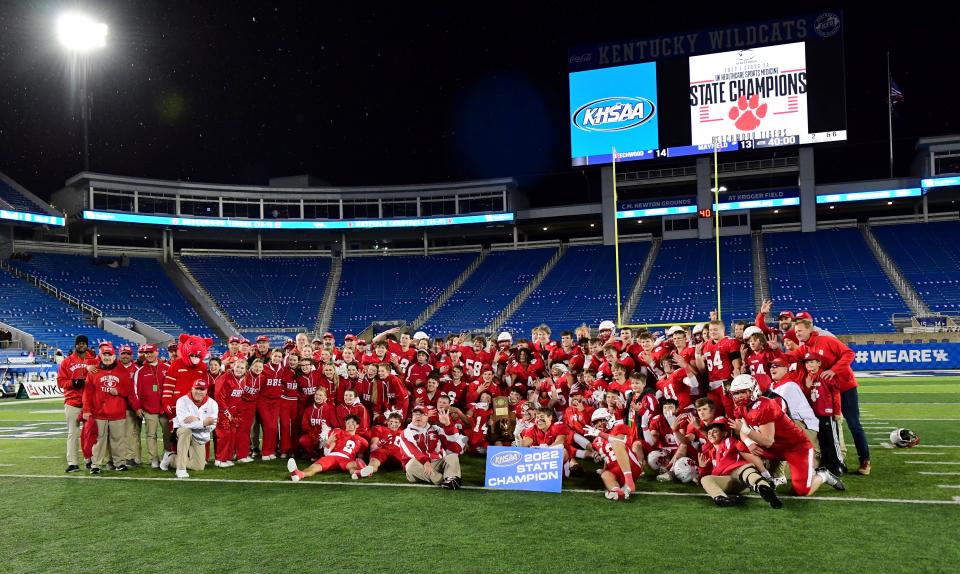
[56,12,108,52]
[57,12,108,172]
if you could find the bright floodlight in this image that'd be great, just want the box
[56,12,108,52]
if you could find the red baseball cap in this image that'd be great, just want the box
[99,342,116,355]
[344,334,356,341]
[323,332,334,339]
[283,340,296,351]
[356,339,367,346]
[803,351,821,362]
[192,379,208,390]
[770,357,789,368]
[119,345,133,355]
[240,338,251,345]
[228,336,241,344]
[783,330,799,345]
[411,405,427,415]
[795,311,813,321]
[778,310,794,319]
[256,335,269,343]
[167,342,178,351]
[141,344,158,353]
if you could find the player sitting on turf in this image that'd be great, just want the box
[287,414,368,481]
[355,411,407,479]
[399,405,464,489]
[698,420,782,509]
[582,408,640,501]
[519,407,581,478]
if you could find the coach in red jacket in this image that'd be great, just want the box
[789,319,870,475]
[82,342,133,474]
[129,344,168,468]
[56,335,98,473]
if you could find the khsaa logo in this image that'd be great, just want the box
[491,450,521,467]
[815,13,841,38]
[572,96,656,133]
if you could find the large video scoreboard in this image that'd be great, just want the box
[568,12,847,165]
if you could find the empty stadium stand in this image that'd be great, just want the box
[0,173,53,213]
[631,236,755,325]
[329,253,477,337]
[763,228,910,333]
[419,247,557,335]
[0,266,130,352]
[500,242,650,335]
[180,255,331,331]
[8,253,214,339]
[871,220,960,314]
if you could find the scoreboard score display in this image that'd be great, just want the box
[569,12,847,166]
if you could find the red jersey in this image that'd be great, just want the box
[804,372,841,418]
[280,367,299,401]
[261,363,286,400]
[591,422,636,470]
[373,375,410,420]
[466,378,501,405]
[647,414,680,451]
[296,372,320,407]
[327,429,369,459]
[370,424,407,462]
[709,437,752,476]
[459,346,494,379]
[82,364,132,421]
[635,349,665,381]
[563,405,595,435]
[300,402,337,440]
[735,396,812,459]
[440,380,469,409]
[548,346,586,373]
[240,371,262,403]
[214,372,246,423]
[466,406,492,438]
[388,340,418,375]
[521,422,570,447]
[745,349,775,393]
[335,401,371,431]
[405,362,434,389]
[784,332,858,393]
[625,391,658,430]
[702,337,741,388]
[506,358,543,391]
[56,350,98,408]
[656,369,694,411]
[412,386,443,409]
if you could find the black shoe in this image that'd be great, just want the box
[713,495,737,507]
[116,464,129,472]
[439,477,457,489]
[832,477,846,491]
[127,460,141,468]
[90,467,101,475]
[452,476,463,488]
[757,483,784,509]
[85,460,92,470]
[65,465,80,473]
[569,464,584,477]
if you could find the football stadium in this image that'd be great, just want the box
[1,3,959,573]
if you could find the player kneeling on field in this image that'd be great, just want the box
[355,411,407,479]
[583,408,641,501]
[698,421,782,508]
[288,415,369,481]
[166,379,219,479]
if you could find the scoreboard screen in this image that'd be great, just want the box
[568,12,847,166]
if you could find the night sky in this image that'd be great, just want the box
[0,1,957,203]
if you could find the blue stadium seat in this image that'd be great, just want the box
[631,236,755,325]
[9,253,214,339]
[330,253,477,338]
[763,228,909,334]
[0,266,134,351]
[871,221,960,314]
[502,243,650,335]
[181,256,331,331]
[0,177,45,213]
[420,247,557,335]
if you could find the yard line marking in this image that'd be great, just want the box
[860,402,959,405]
[919,472,960,476]
[936,485,960,489]
[0,474,957,506]
[883,419,960,422]
[0,398,63,406]
[29,410,67,414]
[892,452,944,456]
[907,445,960,448]
[905,461,960,465]
[28,456,60,459]
[0,464,14,467]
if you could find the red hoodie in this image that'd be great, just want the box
[215,371,246,426]
[130,361,168,415]
[56,350,97,408]
[261,362,286,400]
[82,363,132,421]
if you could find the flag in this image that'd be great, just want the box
[890,78,904,105]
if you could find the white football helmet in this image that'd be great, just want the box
[729,374,760,406]
[666,325,684,336]
[598,320,616,332]
[413,331,429,341]
[590,408,614,428]
[692,323,705,335]
[647,449,671,472]
[497,331,512,343]
[672,457,697,483]
[889,428,920,448]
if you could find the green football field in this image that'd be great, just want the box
[2,376,959,573]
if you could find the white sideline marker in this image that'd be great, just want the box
[893,452,944,456]
[918,472,960,476]
[0,473,958,506]
[936,485,960,489]
[29,456,60,459]
[905,461,960,465]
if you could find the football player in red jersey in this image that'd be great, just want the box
[299,387,336,459]
[801,353,846,476]
[464,391,494,454]
[635,332,665,381]
[406,349,434,390]
[412,375,444,410]
[583,408,641,501]
[288,414,368,481]
[520,407,580,477]
[728,374,844,496]
[613,327,642,361]
[646,398,684,476]
[355,411,407,479]
[697,320,742,416]
[336,388,371,434]
[698,420,782,508]
[548,331,585,375]
[563,392,596,458]
[440,369,469,409]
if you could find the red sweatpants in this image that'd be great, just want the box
[215,420,237,462]
[235,402,258,459]
[81,418,97,459]
[278,399,300,456]
[257,398,279,457]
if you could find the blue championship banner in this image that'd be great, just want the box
[850,343,960,371]
[484,446,563,493]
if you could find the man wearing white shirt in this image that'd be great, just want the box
[162,379,218,478]
[769,357,820,458]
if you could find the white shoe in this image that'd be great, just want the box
[215,461,224,468]
[351,472,360,480]
[772,476,788,487]
[238,457,254,463]
[286,458,298,473]
[150,460,160,469]
[656,472,673,483]
[223,460,235,467]
[176,469,189,479]
[359,465,375,478]
[159,451,173,471]
[262,454,276,461]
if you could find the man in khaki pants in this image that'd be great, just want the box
[130,344,169,469]
[82,342,133,474]
[55,335,96,473]
[399,406,464,489]
[163,379,218,479]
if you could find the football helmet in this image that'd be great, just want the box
[889,428,920,448]
[672,457,697,483]
[729,374,759,407]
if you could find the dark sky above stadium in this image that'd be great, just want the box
[0,1,957,201]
